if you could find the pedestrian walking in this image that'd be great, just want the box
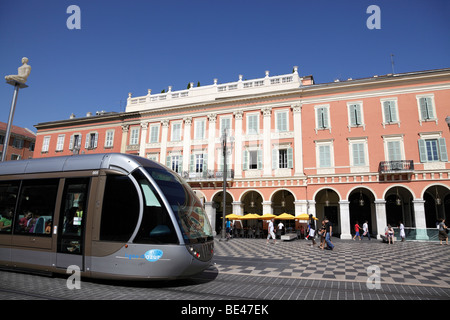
[387,224,395,244]
[399,221,406,242]
[324,218,334,250]
[266,218,276,244]
[362,220,371,240]
[438,219,448,245]
[353,221,361,241]
[318,220,326,250]
[225,218,231,240]
[308,214,316,246]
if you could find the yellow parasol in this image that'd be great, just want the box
[275,213,296,220]
[225,213,242,220]
[296,213,318,221]
[241,213,261,220]
[260,213,276,220]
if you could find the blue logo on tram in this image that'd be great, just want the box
[144,249,163,262]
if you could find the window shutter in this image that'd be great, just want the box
[203,153,208,172]
[166,156,171,168]
[85,135,90,149]
[287,148,293,168]
[418,139,427,163]
[243,150,248,171]
[349,105,357,126]
[438,138,448,162]
[69,135,74,150]
[190,154,195,172]
[257,150,263,170]
[94,133,98,148]
[272,149,278,170]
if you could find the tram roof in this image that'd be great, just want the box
[0,153,164,176]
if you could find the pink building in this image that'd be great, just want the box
[34,67,450,239]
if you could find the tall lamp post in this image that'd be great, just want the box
[2,57,31,162]
[220,129,234,241]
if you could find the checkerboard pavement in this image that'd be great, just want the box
[212,236,450,288]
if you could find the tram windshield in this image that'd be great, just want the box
[143,167,213,244]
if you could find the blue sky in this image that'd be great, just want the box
[0,0,449,133]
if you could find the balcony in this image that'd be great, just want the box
[182,170,235,182]
[379,160,414,174]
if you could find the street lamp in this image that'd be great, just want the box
[446,116,450,128]
[220,128,234,241]
[2,57,31,162]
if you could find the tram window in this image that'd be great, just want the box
[0,181,20,234]
[100,175,140,242]
[14,179,59,236]
[132,169,178,244]
[58,178,89,254]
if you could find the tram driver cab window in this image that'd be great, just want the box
[132,170,178,244]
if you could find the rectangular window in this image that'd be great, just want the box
[194,119,205,140]
[58,178,90,254]
[319,145,331,168]
[69,134,82,151]
[14,179,59,236]
[171,123,181,141]
[382,100,399,123]
[247,114,259,135]
[149,125,159,143]
[348,103,363,126]
[276,111,288,132]
[418,138,448,162]
[12,138,24,149]
[195,154,204,173]
[221,117,231,136]
[352,143,366,166]
[243,150,262,170]
[56,135,65,151]
[387,141,402,161]
[86,132,98,149]
[171,155,181,173]
[105,130,114,148]
[42,136,51,152]
[316,106,330,129]
[130,128,140,145]
[0,181,20,234]
[418,97,435,120]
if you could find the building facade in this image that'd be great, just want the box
[0,121,36,160]
[34,67,450,239]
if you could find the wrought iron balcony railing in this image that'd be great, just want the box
[379,160,414,173]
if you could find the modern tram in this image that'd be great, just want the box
[0,153,214,280]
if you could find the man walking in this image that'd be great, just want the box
[325,218,334,250]
[267,218,276,244]
[362,220,371,240]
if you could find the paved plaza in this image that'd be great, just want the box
[0,236,449,303]
[211,236,450,289]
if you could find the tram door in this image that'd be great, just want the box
[56,178,89,270]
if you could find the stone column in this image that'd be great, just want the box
[233,110,243,178]
[339,200,352,239]
[159,120,169,163]
[262,107,272,177]
[182,117,192,173]
[232,201,243,216]
[294,200,307,217]
[374,199,387,240]
[292,104,304,176]
[262,201,272,215]
[413,199,429,240]
[207,114,217,173]
[139,122,148,157]
[120,125,129,153]
[204,201,216,236]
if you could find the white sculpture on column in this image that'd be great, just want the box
[5,57,31,85]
